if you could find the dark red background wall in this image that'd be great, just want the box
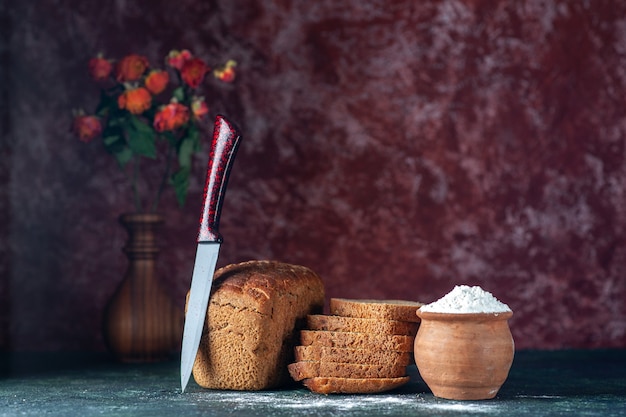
[1,0,625,351]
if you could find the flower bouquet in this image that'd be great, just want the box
[72,50,237,212]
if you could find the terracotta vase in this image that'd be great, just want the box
[414,310,514,400]
[103,213,183,362]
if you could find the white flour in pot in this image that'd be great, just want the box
[420,285,511,313]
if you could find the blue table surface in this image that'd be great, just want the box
[1,349,625,417]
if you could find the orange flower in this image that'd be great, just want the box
[145,70,169,95]
[153,102,190,132]
[88,56,113,81]
[166,49,193,70]
[73,115,102,143]
[116,54,149,82]
[191,97,209,121]
[180,58,208,88]
[214,60,237,83]
[118,87,152,114]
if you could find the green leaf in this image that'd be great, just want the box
[178,136,195,169]
[102,134,124,154]
[187,125,201,152]
[172,87,185,102]
[95,106,109,118]
[130,115,154,134]
[113,147,133,167]
[102,134,133,167]
[127,130,156,158]
[126,116,156,158]
[106,116,126,127]
[102,135,121,147]
[171,167,190,207]
[101,135,132,167]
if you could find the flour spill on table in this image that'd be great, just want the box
[192,391,418,411]
[418,402,500,413]
[516,395,564,399]
[190,390,504,414]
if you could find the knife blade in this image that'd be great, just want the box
[180,115,242,393]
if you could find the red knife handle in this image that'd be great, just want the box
[197,115,242,243]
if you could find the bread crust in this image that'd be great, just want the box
[191,260,324,390]
[307,315,418,336]
[294,345,411,367]
[288,360,407,381]
[330,298,423,323]
[302,376,410,394]
[299,330,414,352]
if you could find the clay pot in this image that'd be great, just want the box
[414,310,514,400]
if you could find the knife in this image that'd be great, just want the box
[180,115,242,393]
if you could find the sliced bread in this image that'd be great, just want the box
[288,360,407,381]
[306,314,418,336]
[330,298,423,323]
[302,376,411,394]
[292,299,423,394]
[294,345,411,367]
[299,330,415,352]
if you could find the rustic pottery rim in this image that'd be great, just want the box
[416,310,513,321]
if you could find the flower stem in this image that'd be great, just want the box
[132,156,142,212]
[152,141,173,213]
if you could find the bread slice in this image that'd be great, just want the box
[300,330,414,352]
[306,315,418,336]
[302,376,411,394]
[288,360,407,381]
[294,345,411,367]
[330,298,423,323]
[191,260,325,390]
